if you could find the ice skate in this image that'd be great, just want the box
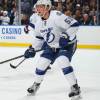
[69,84,81,100]
[27,82,40,95]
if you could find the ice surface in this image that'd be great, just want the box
[0,47,100,100]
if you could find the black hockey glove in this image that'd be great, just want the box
[24,25,29,34]
[24,46,36,58]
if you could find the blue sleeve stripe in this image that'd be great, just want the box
[72,36,76,41]
[29,23,35,29]
[36,36,44,40]
[71,22,80,27]
[35,68,46,75]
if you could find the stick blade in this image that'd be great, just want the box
[10,63,17,69]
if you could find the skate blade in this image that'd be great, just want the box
[71,95,82,100]
[27,92,35,96]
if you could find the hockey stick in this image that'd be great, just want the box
[9,49,42,69]
[10,58,26,69]
[0,55,24,64]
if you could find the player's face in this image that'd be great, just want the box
[36,4,49,18]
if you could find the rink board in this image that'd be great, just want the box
[0,26,100,49]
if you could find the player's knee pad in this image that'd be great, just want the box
[56,56,71,68]
[35,68,46,75]
[35,57,51,70]
[62,66,73,75]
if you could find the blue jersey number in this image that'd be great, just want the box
[64,17,73,24]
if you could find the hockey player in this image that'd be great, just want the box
[24,0,81,99]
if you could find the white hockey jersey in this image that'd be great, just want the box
[29,10,79,49]
[0,16,10,25]
[29,13,45,50]
[30,13,41,24]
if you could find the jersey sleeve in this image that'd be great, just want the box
[30,14,37,24]
[28,21,44,50]
[29,27,44,50]
[54,11,79,41]
[54,11,78,29]
[28,13,45,50]
[31,36,45,50]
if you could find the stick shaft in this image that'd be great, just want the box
[0,55,24,64]
[0,49,42,64]
[15,58,26,67]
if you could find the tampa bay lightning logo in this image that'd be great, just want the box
[44,30,55,43]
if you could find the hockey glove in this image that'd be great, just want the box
[24,25,29,34]
[59,37,69,48]
[24,46,36,58]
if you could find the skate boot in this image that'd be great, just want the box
[69,84,81,100]
[27,82,40,94]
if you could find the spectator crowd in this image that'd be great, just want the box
[0,0,99,25]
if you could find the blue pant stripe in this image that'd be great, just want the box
[35,68,46,75]
[62,66,73,75]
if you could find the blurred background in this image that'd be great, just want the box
[0,0,100,25]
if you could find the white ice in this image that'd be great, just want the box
[0,47,100,100]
